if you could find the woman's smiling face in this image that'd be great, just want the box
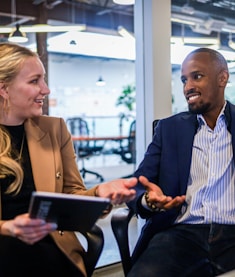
[1,56,50,125]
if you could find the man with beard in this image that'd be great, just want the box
[126,48,235,276]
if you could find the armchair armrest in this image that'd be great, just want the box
[80,224,104,277]
[111,207,135,276]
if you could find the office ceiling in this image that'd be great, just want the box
[1,0,235,46]
[0,0,133,30]
[171,0,235,36]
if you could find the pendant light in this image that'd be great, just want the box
[8,0,28,43]
[96,76,106,87]
[8,24,28,43]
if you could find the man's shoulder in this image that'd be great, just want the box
[161,111,196,123]
[227,101,235,113]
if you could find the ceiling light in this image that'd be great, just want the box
[171,36,219,45]
[181,4,195,15]
[8,24,28,43]
[229,40,235,50]
[69,40,77,45]
[113,0,135,5]
[96,76,106,87]
[118,26,134,40]
[22,24,86,33]
[204,18,226,32]
[8,0,28,43]
[0,24,86,34]
[228,33,235,50]
[190,24,212,35]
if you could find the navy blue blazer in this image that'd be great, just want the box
[128,101,235,235]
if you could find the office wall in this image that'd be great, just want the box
[48,53,135,120]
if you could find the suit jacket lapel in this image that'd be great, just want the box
[24,119,56,192]
[177,113,198,195]
[225,102,235,159]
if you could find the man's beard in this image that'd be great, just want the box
[188,102,210,115]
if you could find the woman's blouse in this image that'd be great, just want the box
[0,124,36,220]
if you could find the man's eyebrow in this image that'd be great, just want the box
[182,70,203,77]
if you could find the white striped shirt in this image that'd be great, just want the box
[176,108,235,224]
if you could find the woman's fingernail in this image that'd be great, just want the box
[50,223,58,230]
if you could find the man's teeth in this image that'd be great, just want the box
[35,99,44,103]
[188,95,199,101]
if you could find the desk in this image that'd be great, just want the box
[71,135,130,182]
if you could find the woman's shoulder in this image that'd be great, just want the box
[26,116,67,134]
[30,115,65,125]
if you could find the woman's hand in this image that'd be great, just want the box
[0,213,57,245]
[96,177,137,205]
[139,175,186,210]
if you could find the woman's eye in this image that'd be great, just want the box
[31,79,38,84]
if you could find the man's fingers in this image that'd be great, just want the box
[138,175,152,188]
[139,175,159,191]
[123,177,138,188]
[163,196,186,209]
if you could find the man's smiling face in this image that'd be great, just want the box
[181,51,226,116]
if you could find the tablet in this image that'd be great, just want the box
[28,191,111,232]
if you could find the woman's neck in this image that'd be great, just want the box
[0,113,25,126]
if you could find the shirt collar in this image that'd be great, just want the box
[197,101,227,127]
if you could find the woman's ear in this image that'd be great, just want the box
[0,82,8,98]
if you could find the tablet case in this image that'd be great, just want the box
[28,191,111,232]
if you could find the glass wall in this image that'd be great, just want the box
[46,52,137,268]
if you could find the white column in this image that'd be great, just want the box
[135,0,172,165]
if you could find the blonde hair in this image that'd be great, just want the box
[0,43,38,194]
[0,42,37,85]
[0,127,23,194]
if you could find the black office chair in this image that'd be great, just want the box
[111,119,157,276]
[81,224,104,277]
[113,119,136,165]
[111,207,226,276]
[111,119,226,276]
[66,117,104,182]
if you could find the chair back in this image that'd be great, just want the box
[111,119,160,276]
[152,119,159,136]
[66,117,89,135]
[66,117,93,158]
[66,117,104,169]
[127,119,136,164]
[113,119,136,164]
[66,117,90,149]
[82,224,104,277]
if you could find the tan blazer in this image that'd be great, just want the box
[0,115,98,277]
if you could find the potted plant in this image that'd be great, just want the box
[116,84,136,112]
[116,84,136,135]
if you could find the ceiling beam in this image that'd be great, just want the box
[0,0,134,32]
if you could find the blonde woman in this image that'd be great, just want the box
[0,42,137,277]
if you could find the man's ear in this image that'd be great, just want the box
[218,70,229,87]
